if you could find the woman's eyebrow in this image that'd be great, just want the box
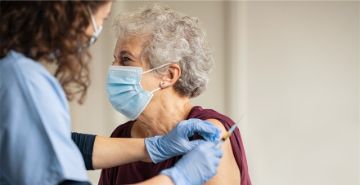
[119,50,135,58]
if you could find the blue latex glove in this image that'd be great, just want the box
[161,142,223,185]
[145,118,221,163]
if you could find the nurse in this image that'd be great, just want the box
[0,1,222,185]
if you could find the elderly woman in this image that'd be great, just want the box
[100,5,251,185]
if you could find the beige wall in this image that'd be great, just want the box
[70,1,360,184]
[242,2,359,185]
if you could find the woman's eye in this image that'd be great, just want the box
[121,56,130,61]
[120,56,132,66]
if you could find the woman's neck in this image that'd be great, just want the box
[131,92,193,138]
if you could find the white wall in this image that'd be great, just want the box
[70,1,360,184]
[240,2,359,185]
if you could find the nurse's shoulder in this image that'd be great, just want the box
[0,51,88,185]
[0,50,59,86]
[0,50,67,107]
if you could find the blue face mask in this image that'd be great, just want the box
[106,64,170,120]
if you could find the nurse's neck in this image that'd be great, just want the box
[132,89,192,138]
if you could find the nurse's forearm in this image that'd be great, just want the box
[92,136,151,169]
[133,175,173,185]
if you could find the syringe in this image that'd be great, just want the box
[217,115,244,147]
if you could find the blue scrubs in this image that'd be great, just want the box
[0,51,88,185]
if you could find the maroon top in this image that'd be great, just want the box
[99,106,251,185]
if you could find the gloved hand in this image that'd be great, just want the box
[145,118,221,163]
[160,142,223,185]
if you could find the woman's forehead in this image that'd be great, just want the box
[114,36,148,56]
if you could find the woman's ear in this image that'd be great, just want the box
[160,63,181,88]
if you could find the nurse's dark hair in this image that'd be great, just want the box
[0,1,109,104]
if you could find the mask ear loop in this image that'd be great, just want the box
[150,82,166,93]
[144,63,173,93]
[142,63,172,74]
[150,87,160,93]
[87,6,99,32]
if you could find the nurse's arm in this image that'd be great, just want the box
[71,133,150,170]
[92,135,150,169]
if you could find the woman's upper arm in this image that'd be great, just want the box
[204,119,241,185]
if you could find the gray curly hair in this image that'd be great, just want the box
[113,4,213,98]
